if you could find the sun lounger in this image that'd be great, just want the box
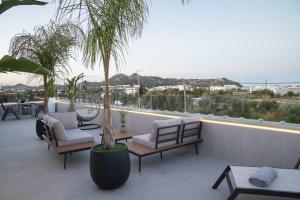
[212,165,300,200]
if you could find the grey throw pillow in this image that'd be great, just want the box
[47,117,67,141]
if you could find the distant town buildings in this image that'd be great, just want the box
[210,84,240,91]
[101,84,140,95]
[249,85,300,95]
[149,85,193,91]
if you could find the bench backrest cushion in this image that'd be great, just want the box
[181,117,202,142]
[49,112,78,130]
[42,114,51,123]
[149,119,182,142]
[47,117,67,141]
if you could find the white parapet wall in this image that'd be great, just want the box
[56,101,300,168]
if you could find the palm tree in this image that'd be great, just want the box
[57,0,189,149]
[57,0,148,149]
[9,20,83,114]
[65,73,84,111]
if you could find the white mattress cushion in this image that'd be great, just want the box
[49,112,78,129]
[58,129,95,146]
[149,119,182,142]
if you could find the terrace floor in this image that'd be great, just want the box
[0,117,295,200]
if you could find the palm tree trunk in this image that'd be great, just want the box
[102,57,114,149]
[43,75,49,114]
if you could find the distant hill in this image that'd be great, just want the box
[2,74,241,91]
[99,73,241,88]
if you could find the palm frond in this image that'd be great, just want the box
[0,0,48,14]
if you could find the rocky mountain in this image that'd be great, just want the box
[99,73,241,88]
[2,74,241,90]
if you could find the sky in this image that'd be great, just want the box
[0,0,300,86]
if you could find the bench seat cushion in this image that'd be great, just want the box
[58,129,95,146]
[133,133,177,149]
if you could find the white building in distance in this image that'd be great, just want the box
[149,85,193,91]
[210,85,239,91]
[125,85,140,95]
[278,86,300,95]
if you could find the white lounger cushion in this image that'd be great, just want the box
[58,129,95,146]
[49,112,78,129]
[149,119,182,142]
[230,166,300,193]
[133,133,177,149]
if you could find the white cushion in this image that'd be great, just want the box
[47,117,67,141]
[76,108,98,120]
[58,129,95,146]
[42,114,51,123]
[132,133,155,148]
[181,117,200,124]
[49,112,78,129]
[180,117,201,142]
[149,119,182,142]
[133,133,178,149]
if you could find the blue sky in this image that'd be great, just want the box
[0,0,300,85]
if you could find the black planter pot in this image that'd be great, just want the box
[90,143,130,190]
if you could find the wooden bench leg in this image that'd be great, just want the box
[194,143,199,154]
[48,144,50,151]
[139,156,141,172]
[212,166,231,189]
[64,153,67,170]
[160,152,163,159]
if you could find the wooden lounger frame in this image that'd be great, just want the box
[212,165,300,200]
[43,121,94,169]
[128,121,203,172]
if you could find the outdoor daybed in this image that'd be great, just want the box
[127,118,203,172]
[212,162,300,200]
[42,112,95,169]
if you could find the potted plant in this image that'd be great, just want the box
[65,73,84,111]
[119,111,127,132]
[57,0,148,190]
